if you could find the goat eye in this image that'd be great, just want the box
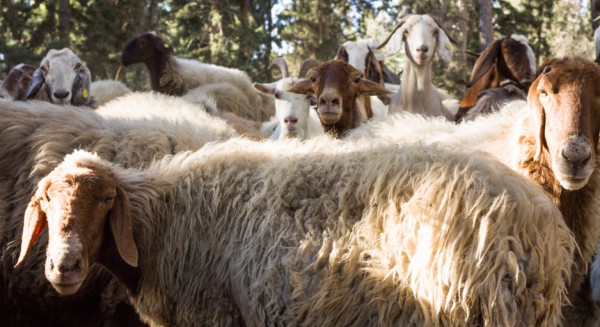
[40,66,48,74]
[103,196,115,203]
[433,30,439,37]
[539,90,548,98]
[353,77,361,84]
[74,63,82,71]
[310,76,317,83]
[274,91,281,99]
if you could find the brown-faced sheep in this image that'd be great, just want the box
[287,59,392,138]
[18,138,574,327]
[0,93,236,326]
[120,32,275,121]
[349,56,600,324]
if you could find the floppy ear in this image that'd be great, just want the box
[357,79,395,97]
[109,185,138,267]
[26,68,45,99]
[467,39,503,87]
[365,49,384,85]
[436,28,454,64]
[527,76,546,161]
[15,180,49,268]
[252,82,276,95]
[286,79,314,95]
[378,16,411,56]
[71,66,92,106]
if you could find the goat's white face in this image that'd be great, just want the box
[343,41,371,74]
[40,49,85,104]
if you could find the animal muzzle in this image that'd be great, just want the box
[45,236,88,295]
[553,136,595,190]
[317,89,342,124]
[51,88,72,104]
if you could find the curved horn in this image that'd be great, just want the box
[298,58,322,78]
[268,57,289,78]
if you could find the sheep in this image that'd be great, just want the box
[253,58,323,140]
[455,34,536,122]
[377,14,455,120]
[120,32,275,121]
[26,48,95,107]
[0,92,236,326]
[17,135,575,326]
[90,79,133,106]
[287,59,392,138]
[349,56,600,324]
[0,63,38,100]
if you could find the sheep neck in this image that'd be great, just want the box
[146,55,186,96]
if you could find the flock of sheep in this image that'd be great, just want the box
[1,13,600,327]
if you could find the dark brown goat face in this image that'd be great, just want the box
[16,151,138,295]
[501,37,535,87]
[528,58,600,190]
[287,60,391,125]
[121,32,173,66]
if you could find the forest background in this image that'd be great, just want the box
[0,0,598,98]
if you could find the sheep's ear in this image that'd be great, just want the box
[378,16,410,56]
[357,79,394,97]
[109,185,138,267]
[436,29,454,64]
[71,66,92,106]
[25,68,45,99]
[253,82,276,95]
[15,182,49,268]
[527,76,546,161]
[286,79,314,95]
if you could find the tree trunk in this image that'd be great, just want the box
[147,0,159,31]
[265,0,273,82]
[57,0,70,47]
[478,0,493,50]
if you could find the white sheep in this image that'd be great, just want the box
[90,79,132,106]
[120,32,275,122]
[350,57,600,325]
[18,137,573,326]
[378,14,455,120]
[0,92,237,326]
[26,48,94,106]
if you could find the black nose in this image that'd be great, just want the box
[284,116,298,125]
[53,90,70,99]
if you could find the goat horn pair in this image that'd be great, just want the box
[298,59,322,78]
[268,57,289,78]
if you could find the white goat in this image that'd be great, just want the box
[379,14,455,120]
[253,58,323,140]
[26,48,94,106]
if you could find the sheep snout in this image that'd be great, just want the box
[45,235,88,295]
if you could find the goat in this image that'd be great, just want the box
[17,137,574,326]
[0,63,38,100]
[378,14,455,120]
[335,39,400,85]
[253,57,322,140]
[120,32,274,121]
[287,59,392,138]
[26,48,94,106]
[456,34,536,121]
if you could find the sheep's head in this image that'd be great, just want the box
[254,79,314,139]
[15,151,137,295]
[528,57,600,190]
[26,48,92,106]
[379,14,453,66]
[0,63,36,100]
[121,32,173,66]
[287,60,392,129]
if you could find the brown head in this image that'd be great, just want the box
[120,32,173,67]
[15,151,137,295]
[287,59,392,137]
[0,63,36,100]
[528,57,600,190]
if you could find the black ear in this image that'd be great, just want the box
[71,66,92,106]
[26,68,45,99]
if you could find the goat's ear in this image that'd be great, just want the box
[253,82,276,95]
[436,28,454,64]
[527,76,546,161]
[109,185,138,268]
[286,79,314,95]
[335,46,349,62]
[357,79,394,97]
[25,68,45,99]
[71,66,92,106]
[15,180,49,268]
[378,16,410,56]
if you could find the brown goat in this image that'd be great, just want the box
[456,35,535,121]
[0,64,37,100]
[287,59,392,138]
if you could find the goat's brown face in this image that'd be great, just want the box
[287,60,392,126]
[121,32,173,66]
[528,58,600,190]
[501,38,535,87]
[16,152,138,295]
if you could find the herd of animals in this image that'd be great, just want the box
[0,12,600,327]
